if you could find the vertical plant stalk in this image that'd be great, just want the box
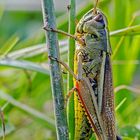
[68,0,76,140]
[41,0,68,139]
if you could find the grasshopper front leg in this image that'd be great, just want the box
[43,26,85,45]
[48,56,78,80]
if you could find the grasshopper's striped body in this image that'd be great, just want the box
[74,55,93,140]
[74,9,116,140]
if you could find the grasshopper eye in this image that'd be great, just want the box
[91,34,98,39]
[94,14,103,22]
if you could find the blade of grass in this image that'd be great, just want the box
[115,98,127,111]
[0,35,19,56]
[41,0,68,139]
[7,40,67,59]
[112,60,140,65]
[110,25,140,36]
[114,85,140,94]
[7,44,47,59]
[0,90,55,131]
[0,58,49,75]
[68,0,76,140]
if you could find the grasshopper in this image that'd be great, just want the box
[44,0,121,139]
[73,7,116,140]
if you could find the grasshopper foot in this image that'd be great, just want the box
[49,56,78,80]
[43,24,55,32]
[62,70,67,74]
[48,56,59,62]
[64,87,77,108]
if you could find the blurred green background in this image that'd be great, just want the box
[0,0,140,139]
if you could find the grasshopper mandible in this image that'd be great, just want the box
[44,0,121,139]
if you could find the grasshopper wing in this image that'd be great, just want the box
[101,55,116,140]
[76,78,106,140]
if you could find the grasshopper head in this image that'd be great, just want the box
[76,9,111,53]
[76,9,108,37]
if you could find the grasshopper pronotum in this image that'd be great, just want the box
[44,0,121,139]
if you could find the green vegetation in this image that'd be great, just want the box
[0,0,140,139]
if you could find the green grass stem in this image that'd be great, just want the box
[41,0,68,139]
[68,0,76,140]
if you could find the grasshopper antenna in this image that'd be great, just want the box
[93,0,99,14]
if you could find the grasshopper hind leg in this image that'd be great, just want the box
[74,92,93,140]
[80,114,93,139]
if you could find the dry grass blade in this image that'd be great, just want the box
[0,90,55,130]
[0,108,5,140]
[114,85,140,94]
